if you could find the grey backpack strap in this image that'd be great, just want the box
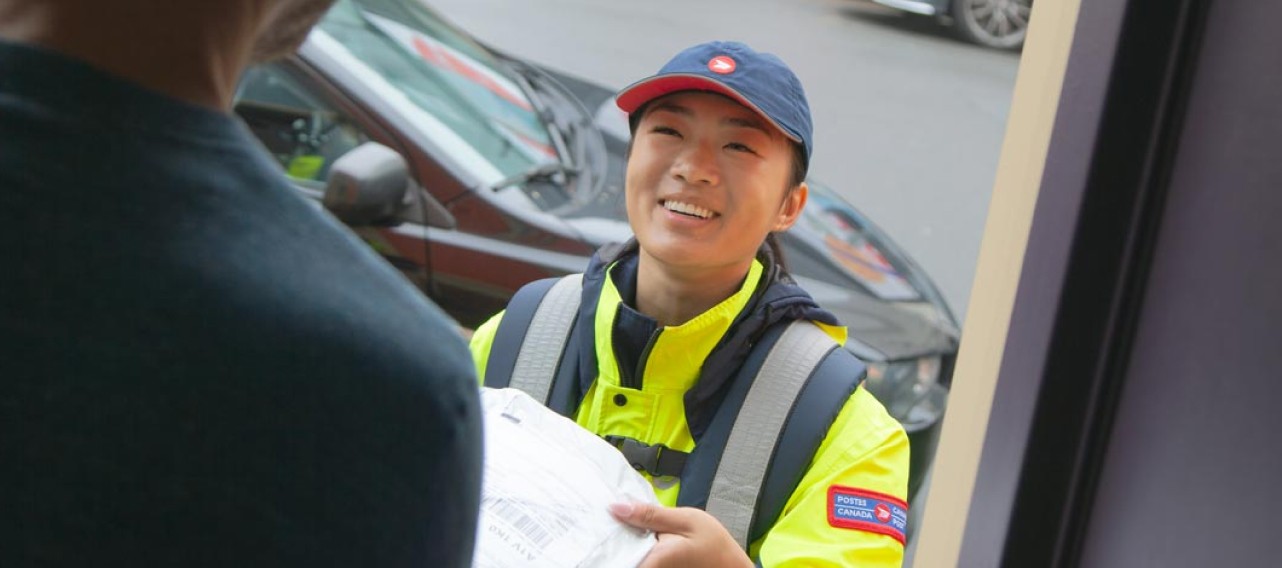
[483,274,582,404]
[704,321,839,549]
[751,345,866,543]
[483,278,558,389]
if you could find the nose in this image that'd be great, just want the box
[671,141,719,186]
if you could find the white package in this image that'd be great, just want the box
[473,388,659,568]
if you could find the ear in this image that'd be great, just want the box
[772,182,808,232]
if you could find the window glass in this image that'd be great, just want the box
[790,181,922,302]
[233,64,370,188]
[318,0,557,181]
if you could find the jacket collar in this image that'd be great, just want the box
[575,239,842,440]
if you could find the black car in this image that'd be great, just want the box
[233,0,957,505]
[871,0,1031,50]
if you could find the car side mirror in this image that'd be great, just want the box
[324,142,455,229]
[324,142,407,226]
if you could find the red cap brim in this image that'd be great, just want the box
[615,74,801,144]
[616,75,755,114]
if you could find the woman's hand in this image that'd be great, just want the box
[609,502,754,568]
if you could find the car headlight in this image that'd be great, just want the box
[864,356,946,429]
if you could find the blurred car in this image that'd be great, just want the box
[872,0,1031,50]
[232,0,958,503]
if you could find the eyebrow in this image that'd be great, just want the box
[648,101,776,137]
[649,101,692,117]
[725,115,774,137]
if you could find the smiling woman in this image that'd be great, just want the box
[625,91,806,308]
[465,40,917,567]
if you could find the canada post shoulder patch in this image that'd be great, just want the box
[827,485,909,545]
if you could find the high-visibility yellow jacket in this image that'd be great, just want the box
[470,245,910,567]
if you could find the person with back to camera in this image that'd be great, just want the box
[470,41,911,567]
[0,1,483,565]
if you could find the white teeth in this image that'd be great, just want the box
[663,200,713,219]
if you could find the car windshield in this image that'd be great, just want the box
[790,181,922,301]
[317,0,563,200]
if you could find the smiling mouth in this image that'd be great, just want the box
[662,199,716,220]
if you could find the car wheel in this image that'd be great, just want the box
[950,0,1032,50]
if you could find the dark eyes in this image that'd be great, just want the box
[648,126,757,155]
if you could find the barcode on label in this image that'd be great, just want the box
[491,499,554,549]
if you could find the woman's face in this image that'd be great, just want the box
[625,91,806,278]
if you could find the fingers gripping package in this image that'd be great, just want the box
[473,388,660,568]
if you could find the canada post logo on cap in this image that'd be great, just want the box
[707,55,736,74]
[827,485,909,545]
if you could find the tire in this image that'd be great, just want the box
[950,0,1032,50]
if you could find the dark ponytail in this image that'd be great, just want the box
[769,140,808,274]
[766,232,788,272]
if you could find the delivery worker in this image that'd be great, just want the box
[470,41,909,567]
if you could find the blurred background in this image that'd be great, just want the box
[423,0,1023,322]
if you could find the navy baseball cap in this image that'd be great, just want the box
[615,41,814,163]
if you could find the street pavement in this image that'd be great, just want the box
[423,0,1023,322]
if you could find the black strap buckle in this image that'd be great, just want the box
[604,435,689,478]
